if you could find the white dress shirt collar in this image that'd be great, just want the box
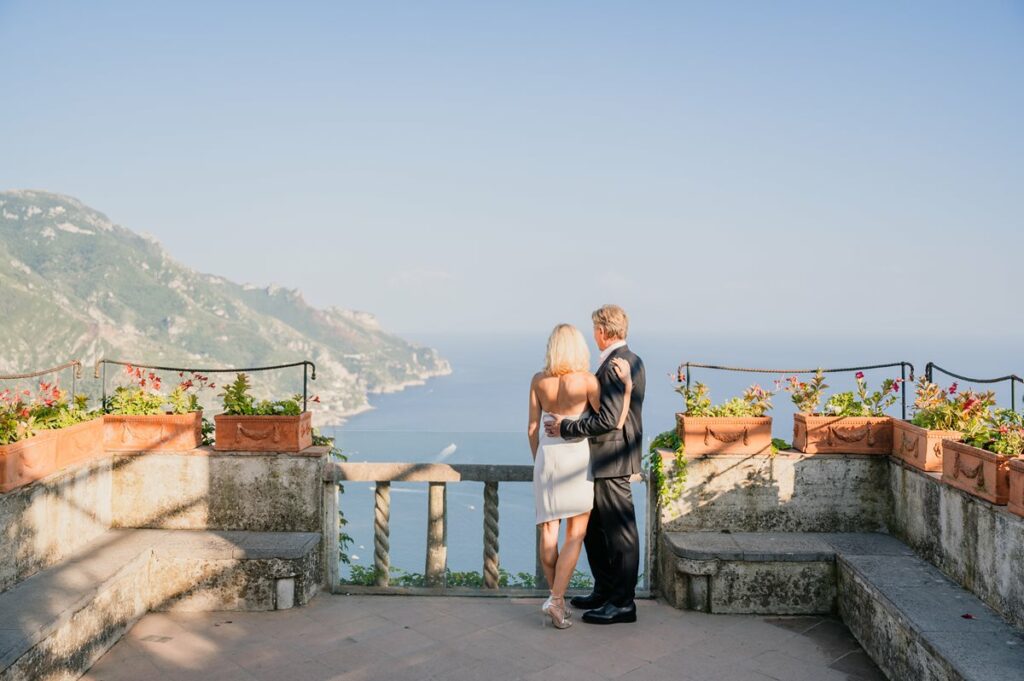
[598,340,627,367]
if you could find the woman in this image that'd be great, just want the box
[527,323,632,629]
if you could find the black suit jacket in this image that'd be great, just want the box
[560,345,645,479]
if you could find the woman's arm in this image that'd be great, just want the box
[528,375,541,459]
[611,357,633,429]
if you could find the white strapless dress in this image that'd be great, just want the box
[534,412,594,525]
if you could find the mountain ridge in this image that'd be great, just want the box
[0,189,450,422]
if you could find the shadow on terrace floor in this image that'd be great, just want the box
[83,595,885,681]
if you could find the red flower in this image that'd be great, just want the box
[999,425,1009,435]
[962,397,977,411]
[855,371,865,380]
[948,382,958,395]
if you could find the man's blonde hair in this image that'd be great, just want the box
[592,304,629,340]
[544,324,591,376]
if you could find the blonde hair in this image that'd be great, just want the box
[592,304,629,340]
[544,324,591,376]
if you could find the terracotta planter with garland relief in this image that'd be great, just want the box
[940,439,1010,505]
[792,413,893,455]
[891,419,961,473]
[675,413,773,455]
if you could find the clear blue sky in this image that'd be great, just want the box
[2,1,1022,339]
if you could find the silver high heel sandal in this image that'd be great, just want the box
[542,596,572,629]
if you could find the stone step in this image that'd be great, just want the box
[0,529,320,681]
[661,531,1024,681]
[838,547,1024,681]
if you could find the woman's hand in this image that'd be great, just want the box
[611,357,632,389]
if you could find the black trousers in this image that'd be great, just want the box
[585,476,639,607]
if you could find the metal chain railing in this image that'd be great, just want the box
[0,360,83,396]
[681,360,916,419]
[925,362,1023,412]
[94,359,317,411]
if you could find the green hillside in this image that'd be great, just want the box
[0,190,449,421]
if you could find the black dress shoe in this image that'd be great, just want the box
[569,592,608,610]
[582,601,637,625]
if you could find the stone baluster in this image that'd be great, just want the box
[425,482,447,587]
[373,481,391,587]
[482,481,499,589]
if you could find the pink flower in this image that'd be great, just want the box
[948,382,958,395]
[855,371,865,380]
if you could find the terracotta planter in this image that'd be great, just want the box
[55,417,106,469]
[104,412,203,452]
[891,420,961,473]
[213,411,313,452]
[941,440,1010,505]
[792,413,893,455]
[1007,458,1024,518]
[0,429,58,493]
[675,414,772,455]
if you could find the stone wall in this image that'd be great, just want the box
[0,458,112,593]
[659,452,892,533]
[110,449,326,532]
[888,459,1024,630]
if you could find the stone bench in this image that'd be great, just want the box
[0,528,320,681]
[661,531,1024,681]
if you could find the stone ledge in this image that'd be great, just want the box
[0,528,321,681]
[110,445,331,458]
[839,553,1024,681]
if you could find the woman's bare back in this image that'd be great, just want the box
[532,371,598,416]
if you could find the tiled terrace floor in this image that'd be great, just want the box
[83,595,885,681]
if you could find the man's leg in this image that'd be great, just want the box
[600,476,639,607]
[582,479,614,599]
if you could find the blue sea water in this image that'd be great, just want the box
[323,333,1022,581]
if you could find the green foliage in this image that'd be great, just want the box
[107,365,209,415]
[770,438,792,456]
[674,382,775,417]
[909,377,995,434]
[782,369,828,413]
[647,429,687,506]
[824,373,903,417]
[0,384,98,445]
[343,566,591,590]
[219,373,303,416]
[966,409,1024,458]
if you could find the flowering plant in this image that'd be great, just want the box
[966,409,1024,458]
[0,383,95,445]
[823,372,903,417]
[909,377,995,434]
[107,365,213,415]
[782,369,828,413]
[219,373,315,416]
[674,369,775,417]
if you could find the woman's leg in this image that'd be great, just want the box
[538,519,560,589]
[551,512,591,598]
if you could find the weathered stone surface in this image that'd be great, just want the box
[660,532,837,615]
[0,458,112,594]
[111,452,323,531]
[838,553,1024,681]
[660,452,891,533]
[0,528,321,680]
[710,560,836,615]
[889,459,1024,630]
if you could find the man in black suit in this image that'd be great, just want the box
[544,304,645,624]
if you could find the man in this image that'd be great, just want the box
[544,304,645,624]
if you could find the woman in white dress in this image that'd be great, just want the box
[528,324,632,629]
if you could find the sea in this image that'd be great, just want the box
[321,333,1023,582]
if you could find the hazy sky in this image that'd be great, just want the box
[2,1,1022,340]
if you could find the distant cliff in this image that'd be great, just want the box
[0,190,450,421]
